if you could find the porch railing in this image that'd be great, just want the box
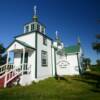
[0,64,6,75]
[19,63,31,74]
[0,64,14,75]
[0,63,31,75]
[0,63,31,87]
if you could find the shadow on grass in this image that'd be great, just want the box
[90,88,100,93]
[54,76,70,83]
[72,72,100,93]
[73,78,97,85]
[73,78,100,93]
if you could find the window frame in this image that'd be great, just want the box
[41,50,48,66]
[31,24,34,31]
[41,27,44,33]
[43,36,47,46]
[25,25,29,33]
[37,24,40,32]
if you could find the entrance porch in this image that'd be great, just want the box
[5,40,36,86]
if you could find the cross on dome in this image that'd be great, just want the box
[34,5,37,16]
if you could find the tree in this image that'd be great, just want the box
[0,44,6,65]
[92,34,100,62]
[83,58,91,71]
[92,42,100,58]
[96,59,100,66]
[96,34,100,39]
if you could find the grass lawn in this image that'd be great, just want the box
[0,76,100,100]
[90,65,100,72]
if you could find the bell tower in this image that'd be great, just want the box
[24,6,46,34]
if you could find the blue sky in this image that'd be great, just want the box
[0,0,99,64]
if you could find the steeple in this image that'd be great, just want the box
[56,31,59,40]
[24,6,46,34]
[77,36,81,45]
[53,31,64,50]
[55,31,61,46]
[33,5,38,22]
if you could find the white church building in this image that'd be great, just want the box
[0,6,83,88]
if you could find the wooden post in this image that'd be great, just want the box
[22,48,25,75]
[4,51,9,88]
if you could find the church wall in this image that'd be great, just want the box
[67,54,79,75]
[36,33,52,80]
[28,50,36,81]
[56,54,79,75]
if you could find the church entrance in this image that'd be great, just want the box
[21,52,28,74]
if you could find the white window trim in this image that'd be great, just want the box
[41,50,48,66]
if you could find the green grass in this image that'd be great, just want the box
[90,65,100,72]
[0,76,100,100]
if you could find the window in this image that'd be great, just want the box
[41,51,48,66]
[37,24,40,32]
[34,23,37,31]
[43,36,47,45]
[25,26,29,33]
[41,27,44,33]
[31,24,34,31]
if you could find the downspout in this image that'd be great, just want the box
[35,32,38,78]
[51,45,53,76]
[54,48,57,77]
[77,52,81,75]
[66,54,67,60]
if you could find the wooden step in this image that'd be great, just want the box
[0,72,20,88]
[0,76,5,88]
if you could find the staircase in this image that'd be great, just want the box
[0,63,31,88]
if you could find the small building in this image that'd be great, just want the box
[56,44,83,76]
[0,6,84,87]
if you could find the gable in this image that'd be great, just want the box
[6,40,36,52]
[7,40,24,52]
[15,32,35,48]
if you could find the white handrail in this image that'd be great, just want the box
[0,64,6,75]
[20,63,31,73]
[4,67,22,87]
[0,63,31,88]
[0,64,14,75]
[7,68,22,83]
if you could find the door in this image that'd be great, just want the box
[21,52,28,74]
[24,52,28,64]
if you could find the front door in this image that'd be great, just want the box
[21,52,28,74]
[24,52,28,64]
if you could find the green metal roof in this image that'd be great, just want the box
[64,45,80,54]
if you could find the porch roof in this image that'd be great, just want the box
[6,39,36,51]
